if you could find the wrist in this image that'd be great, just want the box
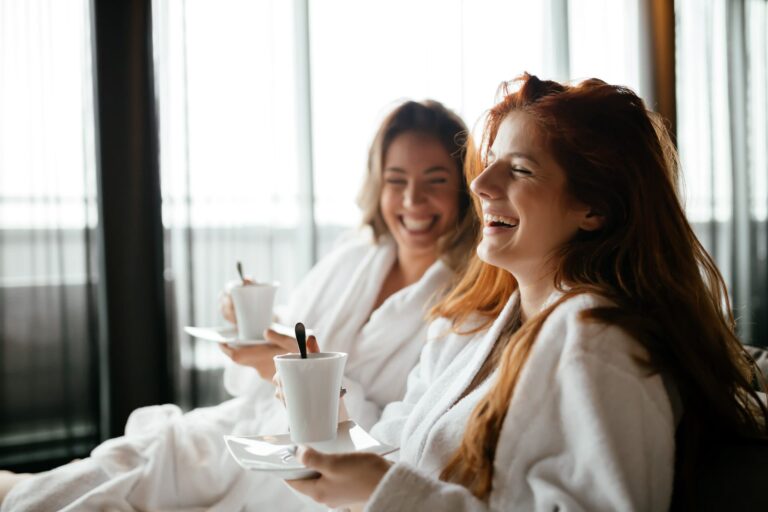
[363,456,392,498]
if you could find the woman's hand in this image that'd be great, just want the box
[219,330,319,382]
[285,447,392,508]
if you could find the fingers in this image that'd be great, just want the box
[284,477,323,502]
[222,344,262,365]
[262,328,321,353]
[272,373,285,405]
[219,345,279,381]
[298,447,360,474]
[307,335,320,353]
[220,292,237,324]
[286,451,389,507]
[220,277,254,324]
[263,329,299,352]
[298,447,337,472]
[218,343,234,358]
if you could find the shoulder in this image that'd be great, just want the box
[426,312,488,345]
[539,292,650,373]
[421,315,486,377]
[320,228,379,263]
[305,229,387,281]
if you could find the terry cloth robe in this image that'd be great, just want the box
[368,291,676,512]
[2,233,454,512]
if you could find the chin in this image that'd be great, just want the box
[398,237,440,254]
[476,244,511,271]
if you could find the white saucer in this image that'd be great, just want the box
[183,325,267,346]
[224,420,397,480]
[184,323,296,346]
[185,323,315,347]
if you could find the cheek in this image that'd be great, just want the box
[379,189,399,219]
[432,189,460,219]
[525,198,580,243]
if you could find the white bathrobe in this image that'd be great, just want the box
[368,291,676,512]
[2,233,454,512]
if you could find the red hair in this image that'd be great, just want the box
[434,74,768,502]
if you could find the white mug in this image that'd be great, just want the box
[230,282,278,341]
[274,352,347,443]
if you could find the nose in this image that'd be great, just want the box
[403,180,427,208]
[470,162,503,200]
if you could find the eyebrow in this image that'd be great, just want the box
[510,152,539,165]
[489,151,540,166]
[384,166,451,174]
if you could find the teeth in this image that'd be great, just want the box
[484,213,518,227]
[402,217,434,231]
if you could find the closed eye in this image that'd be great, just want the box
[385,179,407,185]
[429,178,447,184]
[511,167,532,176]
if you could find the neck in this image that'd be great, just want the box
[395,246,438,285]
[515,270,556,322]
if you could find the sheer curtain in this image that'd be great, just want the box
[153,0,307,406]
[0,0,100,465]
[676,0,768,345]
[310,0,656,237]
[153,0,656,407]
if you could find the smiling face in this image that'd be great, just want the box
[470,111,599,282]
[380,132,461,257]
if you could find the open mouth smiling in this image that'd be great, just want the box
[484,213,519,229]
[399,215,438,233]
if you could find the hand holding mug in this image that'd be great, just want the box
[219,329,318,381]
[286,447,392,508]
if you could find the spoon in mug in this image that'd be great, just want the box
[236,261,246,286]
[295,322,307,359]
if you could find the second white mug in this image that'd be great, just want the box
[230,282,278,341]
[274,352,348,443]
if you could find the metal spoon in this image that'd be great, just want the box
[236,261,246,286]
[295,322,307,359]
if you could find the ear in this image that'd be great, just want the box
[578,209,605,232]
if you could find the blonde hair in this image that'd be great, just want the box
[357,100,479,271]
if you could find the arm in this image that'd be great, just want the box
[286,451,489,512]
[366,463,488,512]
[510,352,675,511]
[366,351,674,512]
[299,325,675,512]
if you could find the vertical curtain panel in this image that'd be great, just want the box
[0,0,100,466]
[676,0,768,345]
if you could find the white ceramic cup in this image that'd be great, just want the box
[274,352,348,443]
[230,282,278,341]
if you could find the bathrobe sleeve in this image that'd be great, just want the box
[365,328,674,511]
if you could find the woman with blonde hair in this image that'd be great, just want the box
[0,100,478,511]
[287,74,768,511]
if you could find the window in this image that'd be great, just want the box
[152,0,652,406]
[0,0,99,465]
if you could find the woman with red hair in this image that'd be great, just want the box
[286,74,768,511]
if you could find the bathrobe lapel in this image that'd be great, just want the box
[400,292,521,465]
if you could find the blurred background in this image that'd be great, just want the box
[0,0,766,471]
